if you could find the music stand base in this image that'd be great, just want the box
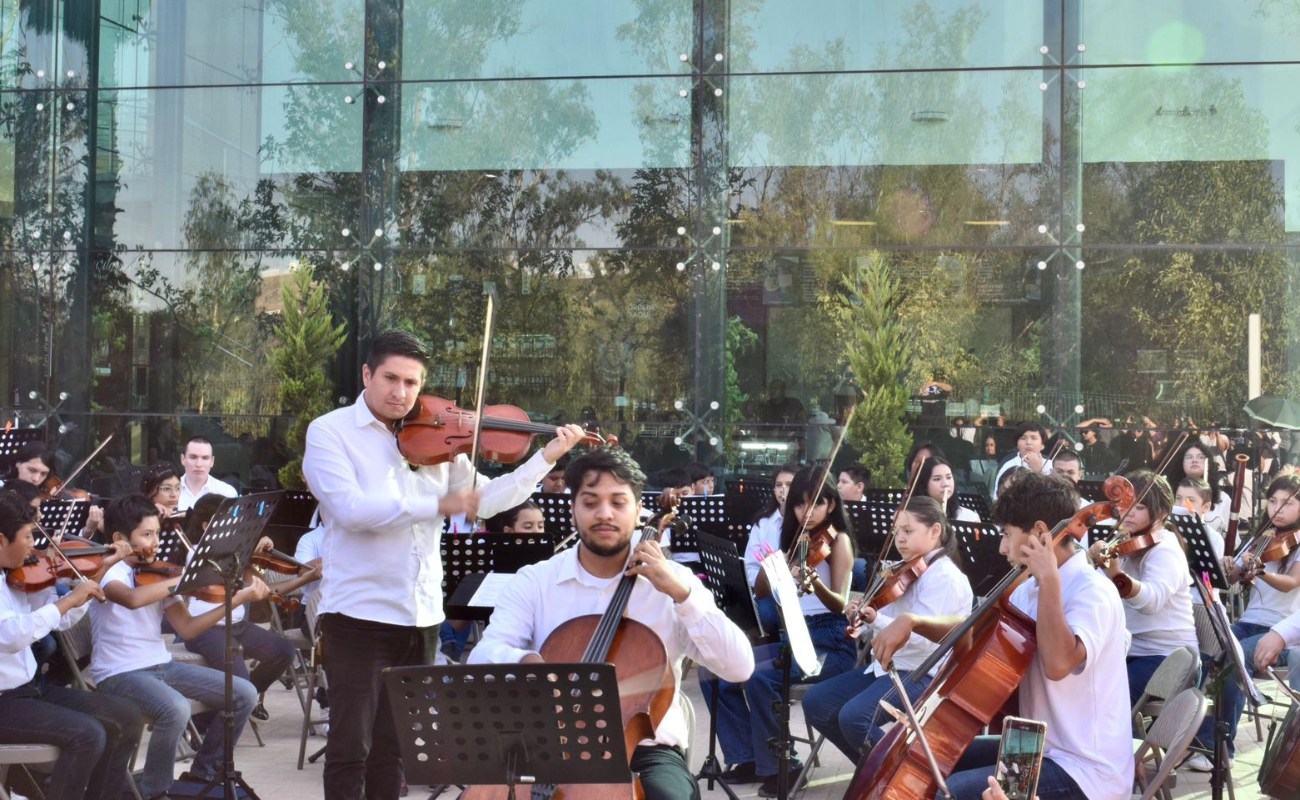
[695,671,741,800]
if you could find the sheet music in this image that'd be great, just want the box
[467,572,515,608]
[759,551,820,677]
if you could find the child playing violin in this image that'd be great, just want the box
[1086,471,1198,704]
[90,493,270,800]
[803,496,972,759]
[701,466,857,795]
[1187,472,1300,771]
[177,492,321,722]
[0,489,145,800]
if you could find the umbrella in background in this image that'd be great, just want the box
[1244,395,1300,430]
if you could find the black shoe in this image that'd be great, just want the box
[718,762,759,783]
[757,764,804,798]
[251,702,271,722]
[178,769,214,784]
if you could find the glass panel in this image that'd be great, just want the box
[725,70,1054,248]
[401,0,693,81]
[730,0,1047,73]
[97,0,364,89]
[0,90,56,247]
[86,86,363,250]
[1080,0,1300,65]
[1080,248,1300,422]
[0,0,56,89]
[1079,65,1299,244]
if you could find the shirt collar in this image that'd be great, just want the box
[556,544,625,589]
[1055,548,1089,583]
[352,394,383,429]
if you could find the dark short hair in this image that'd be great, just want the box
[105,493,160,539]
[840,463,870,487]
[0,490,36,543]
[545,456,569,475]
[657,467,690,491]
[6,481,41,505]
[992,471,1080,532]
[565,449,646,498]
[184,436,213,454]
[184,493,226,542]
[140,462,180,497]
[10,441,54,472]
[1266,473,1300,504]
[998,465,1031,495]
[1177,478,1214,506]
[365,330,430,373]
[1013,422,1048,445]
[1126,470,1173,524]
[684,462,713,483]
[485,500,541,534]
[1054,450,1081,466]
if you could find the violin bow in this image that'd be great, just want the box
[47,434,114,499]
[787,404,857,581]
[862,461,925,599]
[461,290,499,525]
[1104,429,1190,548]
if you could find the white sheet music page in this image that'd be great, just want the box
[468,572,515,608]
[759,551,821,677]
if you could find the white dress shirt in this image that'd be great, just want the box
[1115,533,1199,657]
[1199,490,1232,537]
[0,583,84,690]
[302,395,553,628]
[1009,550,1134,800]
[742,510,782,588]
[177,474,238,511]
[1271,606,1300,646]
[469,545,754,749]
[867,550,973,677]
[90,561,178,684]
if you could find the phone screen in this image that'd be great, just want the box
[995,718,1047,800]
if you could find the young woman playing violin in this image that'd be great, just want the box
[90,493,270,800]
[803,496,972,761]
[703,466,857,795]
[1189,472,1300,770]
[871,472,1133,800]
[1086,471,1198,704]
[468,449,754,800]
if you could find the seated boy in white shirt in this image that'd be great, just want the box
[872,471,1134,800]
[470,449,755,800]
[91,493,269,800]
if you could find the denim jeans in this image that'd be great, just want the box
[0,680,143,800]
[98,659,256,798]
[700,611,857,776]
[1194,620,1300,755]
[802,667,932,760]
[945,735,1086,800]
[320,613,439,800]
[178,618,297,694]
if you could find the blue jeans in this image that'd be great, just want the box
[699,611,857,775]
[0,680,143,800]
[178,618,297,694]
[98,659,256,797]
[803,667,932,760]
[1194,620,1300,756]
[945,735,1086,800]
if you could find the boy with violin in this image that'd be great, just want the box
[469,448,754,800]
[0,489,144,800]
[90,493,269,800]
[1086,471,1198,704]
[871,471,1134,800]
[301,330,587,800]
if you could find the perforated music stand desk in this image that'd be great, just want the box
[951,522,1006,598]
[37,499,90,540]
[1172,514,1230,593]
[0,428,43,474]
[674,495,761,552]
[384,663,633,792]
[956,493,990,521]
[532,492,576,549]
[179,493,280,596]
[696,531,768,643]
[844,499,902,566]
[442,532,554,621]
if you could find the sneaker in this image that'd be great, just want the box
[1183,753,1233,772]
[718,762,759,783]
[757,764,804,797]
[251,702,271,722]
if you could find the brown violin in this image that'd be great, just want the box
[396,396,614,467]
[132,557,303,612]
[7,536,135,593]
[845,557,929,639]
[1093,523,1163,568]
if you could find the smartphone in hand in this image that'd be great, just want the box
[994,716,1047,800]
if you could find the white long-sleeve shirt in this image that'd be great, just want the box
[866,550,973,677]
[0,583,83,690]
[1114,533,1199,658]
[302,395,553,627]
[743,510,782,588]
[1271,606,1300,646]
[469,545,754,749]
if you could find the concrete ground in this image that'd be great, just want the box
[204,668,1284,800]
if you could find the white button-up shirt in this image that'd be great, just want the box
[468,545,755,749]
[0,583,84,690]
[867,550,973,677]
[177,474,238,511]
[742,510,782,588]
[302,395,552,627]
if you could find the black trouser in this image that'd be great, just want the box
[0,679,144,800]
[320,613,438,800]
[631,744,698,800]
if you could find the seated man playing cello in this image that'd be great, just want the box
[872,472,1134,800]
[469,448,754,800]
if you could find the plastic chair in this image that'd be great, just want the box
[297,591,330,769]
[1131,646,1198,737]
[0,744,59,800]
[1132,688,1207,800]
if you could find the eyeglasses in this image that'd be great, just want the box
[156,485,181,495]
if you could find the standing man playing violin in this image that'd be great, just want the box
[302,330,588,800]
[872,472,1134,800]
[469,448,754,800]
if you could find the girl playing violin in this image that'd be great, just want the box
[916,456,980,522]
[702,466,857,795]
[1188,472,1300,771]
[803,496,972,760]
[1086,471,1198,704]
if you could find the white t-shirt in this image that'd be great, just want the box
[1200,490,1232,536]
[993,454,1053,499]
[1009,550,1135,800]
[90,561,178,683]
[1240,549,1300,628]
[294,526,326,608]
[867,551,973,677]
[742,510,783,588]
[184,547,245,626]
[1116,533,1199,658]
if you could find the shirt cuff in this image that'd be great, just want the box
[32,603,61,637]
[1126,580,1150,608]
[871,611,896,631]
[673,583,711,624]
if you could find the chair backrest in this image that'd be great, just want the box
[1142,647,1198,703]
[1134,688,1208,800]
[1192,603,1223,660]
[304,589,324,640]
[52,613,95,690]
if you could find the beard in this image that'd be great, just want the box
[579,526,634,558]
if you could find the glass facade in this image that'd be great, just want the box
[2,0,1298,486]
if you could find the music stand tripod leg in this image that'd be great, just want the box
[771,644,795,800]
[695,670,741,800]
[196,564,261,800]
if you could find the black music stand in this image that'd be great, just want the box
[1178,513,1265,800]
[844,499,902,570]
[955,493,990,521]
[532,491,576,549]
[1076,479,1107,503]
[180,492,281,800]
[37,498,90,540]
[383,663,633,794]
[0,427,43,475]
[440,532,553,621]
[950,522,1005,597]
[680,495,763,550]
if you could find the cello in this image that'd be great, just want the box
[1259,666,1300,799]
[461,512,681,800]
[843,475,1136,800]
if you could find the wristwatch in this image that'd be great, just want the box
[1111,572,1134,598]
